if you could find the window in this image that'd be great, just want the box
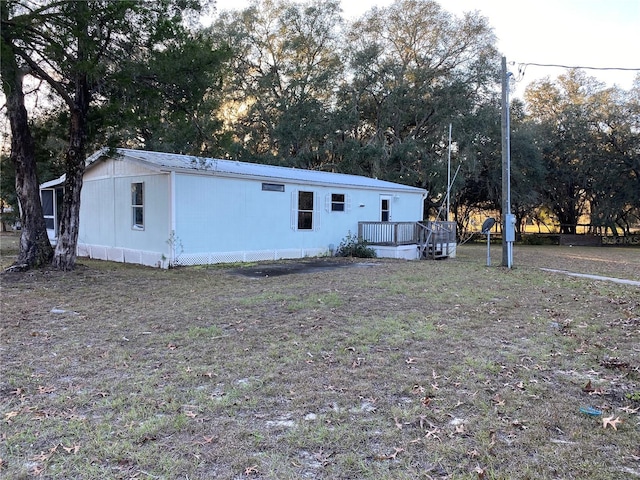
[41,190,55,230]
[381,198,390,222]
[297,191,313,230]
[262,183,285,192]
[331,193,345,212]
[131,182,144,230]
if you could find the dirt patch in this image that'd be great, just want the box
[231,257,377,277]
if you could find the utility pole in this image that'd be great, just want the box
[446,123,452,222]
[501,57,515,268]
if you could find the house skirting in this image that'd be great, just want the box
[372,244,420,260]
[78,243,166,268]
[444,242,457,258]
[77,243,331,268]
[77,243,455,266]
[176,248,329,265]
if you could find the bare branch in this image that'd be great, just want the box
[13,47,72,107]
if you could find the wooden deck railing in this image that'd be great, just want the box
[358,221,456,246]
[424,221,456,245]
[357,221,418,245]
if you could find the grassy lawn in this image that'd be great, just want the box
[1,232,639,479]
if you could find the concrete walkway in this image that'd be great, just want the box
[540,268,640,287]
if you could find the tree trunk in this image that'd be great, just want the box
[52,1,91,271]
[53,88,89,271]
[0,34,53,270]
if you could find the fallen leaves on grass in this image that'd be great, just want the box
[376,447,403,460]
[193,435,215,445]
[600,357,630,370]
[31,465,45,476]
[393,417,403,429]
[412,384,425,394]
[62,445,80,454]
[582,380,606,395]
[4,411,19,422]
[425,426,441,441]
[475,465,487,478]
[620,405,640,414]
[244,464,259,475]
[351,357,365,368]
[492,394,505,406]
[602,415,623,430]
[511,420,528,430]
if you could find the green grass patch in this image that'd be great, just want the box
[1,242,638,479]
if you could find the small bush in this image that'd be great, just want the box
[335,232,377,258]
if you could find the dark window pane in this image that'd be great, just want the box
[132,183,143,206]
[133,206,144,228]
[298,211,313,230]
[262,183,285,192]
[42,190,54,216]
[45,218,54,230]
[298,191,313,210]
[331,193,345,211]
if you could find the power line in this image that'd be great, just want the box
[510,62,640,84]
[520,62,640,72]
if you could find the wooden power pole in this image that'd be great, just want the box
[501,57,515,268]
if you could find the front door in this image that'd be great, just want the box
[380,195,392,222]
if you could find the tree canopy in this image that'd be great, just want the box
[1,0,227,269]
[2,0,639,272]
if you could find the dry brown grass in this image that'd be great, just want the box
[1,232,639,479]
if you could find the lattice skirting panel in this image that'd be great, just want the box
[177,248,328,266]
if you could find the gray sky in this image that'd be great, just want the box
[210,0,640,94]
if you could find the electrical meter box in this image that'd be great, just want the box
[504,214,516,242]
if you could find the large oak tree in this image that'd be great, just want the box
[1,0,217,270]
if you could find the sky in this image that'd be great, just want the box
[209,0,640,95]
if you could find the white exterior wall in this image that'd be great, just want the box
[77,160,171,267]
[72,155,425,268]
[172,172,424,265]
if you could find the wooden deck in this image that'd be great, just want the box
[358,221,456,259]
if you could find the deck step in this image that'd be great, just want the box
[418,244,449,260]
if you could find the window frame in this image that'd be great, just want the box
[331,193,345,212]
[41,189,55,230]
[131,182,144,230]
[262,182,285,192]
[297,190,314,230]
[381,197,390,222]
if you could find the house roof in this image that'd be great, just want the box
[111,149,426,194]
[43,148,428,194]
